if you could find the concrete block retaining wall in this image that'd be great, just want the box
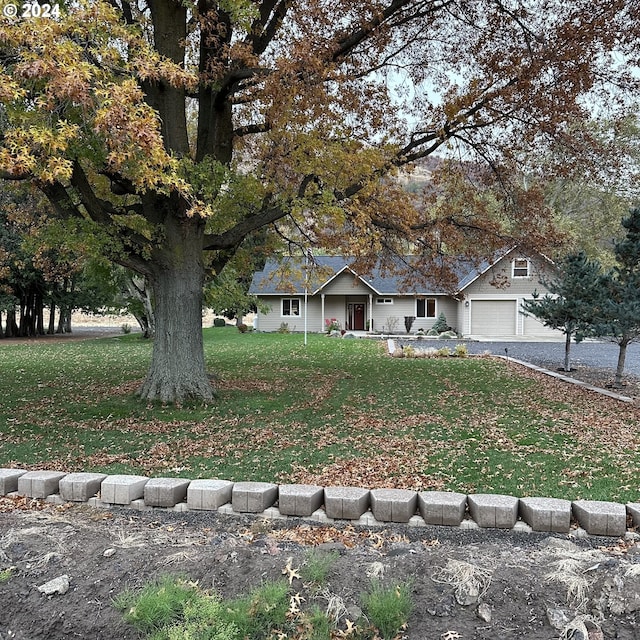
[1,468,638,538]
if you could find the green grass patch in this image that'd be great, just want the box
[115,576,334,640]
[115,572,417,640]
[0,567,15,584]
[1,328,639,501]
[300,549,340,587]
[361,581,413,640]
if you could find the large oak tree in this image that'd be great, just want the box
[1,0,638,402]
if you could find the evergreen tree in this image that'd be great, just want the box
[592,207,640,387]
[521,252,603,372]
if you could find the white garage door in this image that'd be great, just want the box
[471,300,517,336]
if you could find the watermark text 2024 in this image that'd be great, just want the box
[3,3,61,19]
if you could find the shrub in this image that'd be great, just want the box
[277,322,290,334]
[403,345,415,358]
[121,323,131,334]
[114,575,200,634]
[301,549,340,587]
[384,316,399,333]
[237,323,248,333]
[213,318,227,327]
[404,316,415,334]
[0,568,14,584]
[303,606,332,640]
[325,318,341,333]
[454,343,468,357]
[115,576,238,640]
[361,581,413,640]
[223,580,290,639]
[432,312,450,333]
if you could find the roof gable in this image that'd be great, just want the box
[248,249,548,296]
[249,255,438,295]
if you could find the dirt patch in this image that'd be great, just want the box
[0,501,638,639]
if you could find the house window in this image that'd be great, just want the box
[282,298,300,316]
[416,298,436,318]
[376,298,393,305]
[512,258,530,278]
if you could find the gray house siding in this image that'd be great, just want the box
[461,255,560,337]
[250,252,561,337]
[320,271,371,295]
[255,296,322,333]
[462,255,547,297]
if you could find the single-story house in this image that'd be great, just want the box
[248,248,560,338]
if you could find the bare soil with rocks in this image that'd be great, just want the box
[1,500,639,640]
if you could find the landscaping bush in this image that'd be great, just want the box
[432,312,451,333]
[454,343,468,357]
[404,316,415,334]
[213,318,227,327]
[361,581,412,640]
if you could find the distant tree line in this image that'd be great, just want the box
[0,183,263,339]
[0,184,124,338]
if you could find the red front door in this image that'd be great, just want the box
[348,303,366,330]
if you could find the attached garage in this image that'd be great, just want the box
[470,300,517,336]
[469,298,563,337]
[522,307,562,337]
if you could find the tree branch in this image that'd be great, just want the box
[37,180,83,220]
[247,0,290,57]
[233,122,270,137]
[203,201,286,250]
[70,162,118,226]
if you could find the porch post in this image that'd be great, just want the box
[368,293,373,332]
[321,294,325,332]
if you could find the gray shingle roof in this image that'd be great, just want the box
[249,253,506,296]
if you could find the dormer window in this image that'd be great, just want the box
[512,258,530,278]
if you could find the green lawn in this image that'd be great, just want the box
[1,328,638,502]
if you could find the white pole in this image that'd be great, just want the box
[304,250,308,346]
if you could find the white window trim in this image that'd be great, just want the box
[376,297,394,305]
[512,258,531,279]
[416,297,437,318]
[281,297,301,317]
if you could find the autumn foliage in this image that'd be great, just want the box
[1,1,638,401]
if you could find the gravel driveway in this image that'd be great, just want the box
[397,338,640,378]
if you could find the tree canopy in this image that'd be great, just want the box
[1,1,639,402]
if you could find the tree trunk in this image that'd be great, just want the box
[56,278,68,333]
[125,275,155,339]
[614,339,628,388]
[56,309,65,333]
[563,329,572,372]
[48,300,56,335]
[137,216,213,403]
[35,291,44,335]
[5,306,18,337]
[65,278,74,333]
